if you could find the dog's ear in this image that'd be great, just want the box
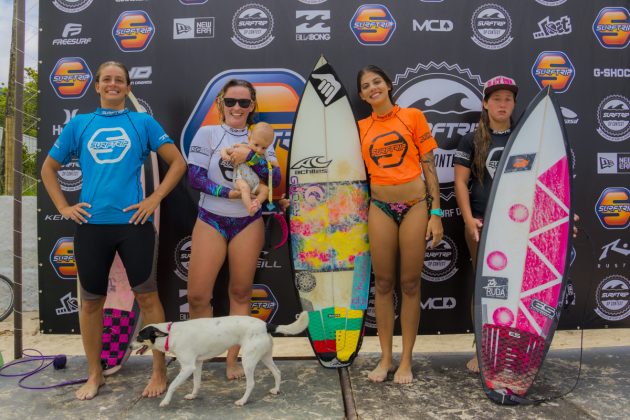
[138,326,169,344]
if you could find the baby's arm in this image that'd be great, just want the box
[220,147,233,162]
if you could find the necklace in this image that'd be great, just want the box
[492,128,511,135]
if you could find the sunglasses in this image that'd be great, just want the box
[223,98,253,108]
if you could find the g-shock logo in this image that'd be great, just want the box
[87,128,131,164]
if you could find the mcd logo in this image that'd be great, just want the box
[595,187,630,229]
[250,284,278,323]
[593,7,630,49]
[49,57,92,99]
[368,131,408,168]
[49,237,77,280]
[112,10,155,52]
[531,51,575,93]
[350,4,396,46]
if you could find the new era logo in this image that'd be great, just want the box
[173,17,215,39]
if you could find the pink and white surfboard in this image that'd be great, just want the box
[474,87,573,405]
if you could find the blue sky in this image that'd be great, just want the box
[0,0,39,87]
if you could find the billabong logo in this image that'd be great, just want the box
[597,153,630,174]
[50,237,76,280]
[231,4,275,49]
[595,187,630,229]
[296,10,331,41]
[57,157,82,192]
[257,250,282,269]
[56,292,79,315]
[350,4,396,46]
[180,68,305,199]
[592,7,630,49]
[481,276,508,299]
[53,0,93,13]
[392,62,483,201]
[595,275,630,321]
[87,128,132,164]
[533,16,571,39]
[470,4,513,50]
[596,95,630,142]
[250,284,278,322]
[173,236,192,281]
[422,235,459,282]
[49,57,92,99]
[112,10,155,52]
[531,51,575,93]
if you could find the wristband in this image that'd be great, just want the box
[246,152,260,166]
[430,208,444,217]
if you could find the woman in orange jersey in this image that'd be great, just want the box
[357,65,444,384]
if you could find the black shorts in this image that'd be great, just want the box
[74,223,157,299]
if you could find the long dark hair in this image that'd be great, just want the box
[95,61,130,85]
[356,65,394,104]
[216,79,257,126]
[472,107,492,184]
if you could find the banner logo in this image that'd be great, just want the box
[87,128,131,164]
[350,4,396,46]
[368,132,408,168]
[413,19,453,32]
[299,0,327,3]
[422,235,459,282]
[129,66,152,85]
[49,57,92,99]
[231,4,275,49]
[599,238,630,265]
[180,69,304,198]
[173,17,215,39]
[53,0,93,13]
[470,4,513,50]
[531,51,575,93]
[533,16,571,39]
[595,187,630,229]
[595,275,630,321]
[250,284,278,322]
[561,107,579,125]
[596,95,630,142]
[57,157,82,191]
[173,236,192,281]
[597,153,630,174]
[112,10,155,52]
[296,10,331,41]
[53,23,92,46]
[481,277,508,299]
[535,0,567,5]
[421,297,456,310]
[592,7,630,49]
[505,153,536,173]
[50,237,76,280]
[56,292,79,315]
[392,62,483,201]
[180,0,208,4]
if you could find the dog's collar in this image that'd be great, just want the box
[164,322,173,352]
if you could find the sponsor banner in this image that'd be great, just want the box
[595,275,630,321]
[595,187,630,229]
[597,153,630,174]
[350,4,396,46]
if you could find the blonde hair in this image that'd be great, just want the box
[215,79,257,125]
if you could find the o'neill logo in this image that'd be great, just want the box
[595,275,630,321]
[392,62,483,201]
[422,235,459,282]
[290,156,332,175]
[231,3,275,49]
[596,95,630,142]
[470,4,513,50]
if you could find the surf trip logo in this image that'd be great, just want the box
[296,10,331,41]
[57,157,82,191]
[180,68,305,199]
[470,3,513,50]
[368,132,408,169]
[250,284,278,322]
[392,62,483,201]
[531,51,575,93]
[422,235,459,282]
[53,0,93,13]
[349,4,397,46]
[595,275,630,321]
[49,57,92,99]
[87,128,131,164]
[231,3,275,49]
[112,10,155,52]
[50,237,77,280]
[596,95,630,142]
[173,236,192,281]
[595,187,630,230]
[592,7,630,49]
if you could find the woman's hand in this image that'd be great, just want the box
[465,218,483,243]
[124,194,161,225]
[60,202,92,224]
[229,144,251,166]
[426,215,444,248]
[573,213,580,238]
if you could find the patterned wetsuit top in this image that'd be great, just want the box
[358,105,438,186]
[48,107,173,224]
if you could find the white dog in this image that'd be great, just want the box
[132,311,309,406]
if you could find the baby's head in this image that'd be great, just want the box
[249,122,275,156]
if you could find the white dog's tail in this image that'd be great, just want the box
[268,311,309,336]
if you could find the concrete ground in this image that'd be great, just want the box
[1,313,630,419]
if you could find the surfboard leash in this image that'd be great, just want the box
[0,349,87,389]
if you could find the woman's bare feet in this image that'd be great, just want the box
[142,369,167,398]
[226,362,245,380]
[466,356,480,373]
[367,360,393,382]
[393,361,414,384]
[75,374,105,400]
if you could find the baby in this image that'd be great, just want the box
[221,122,277,215]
